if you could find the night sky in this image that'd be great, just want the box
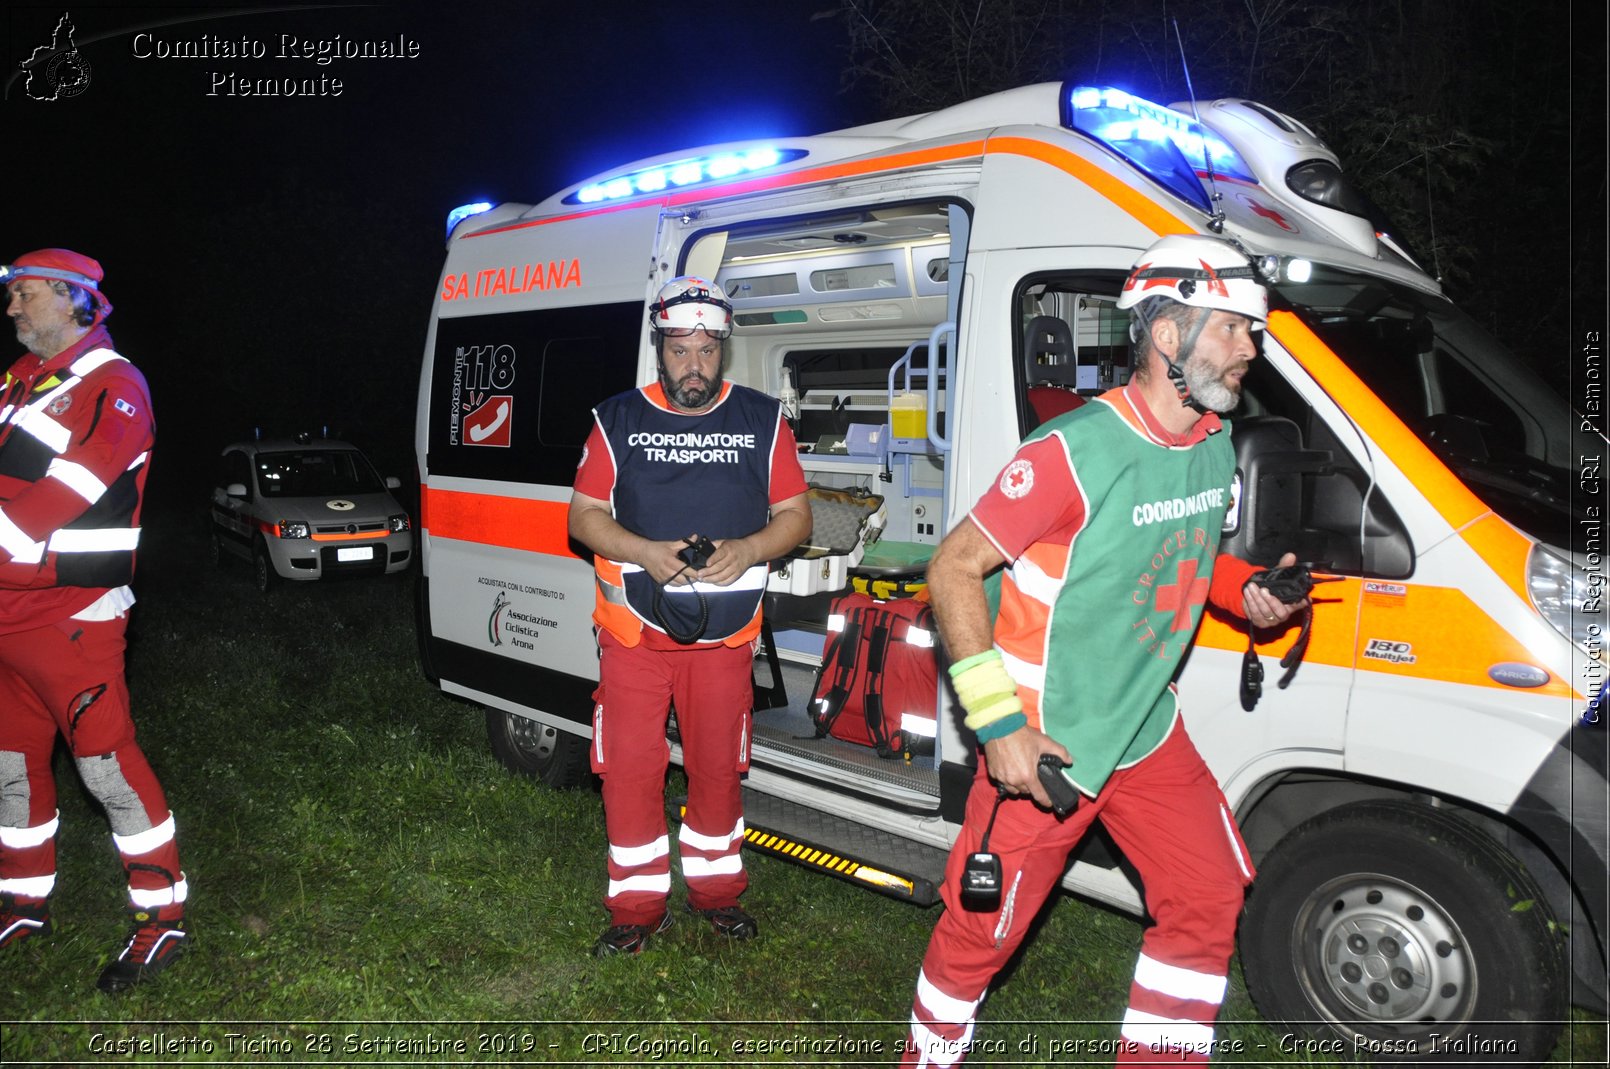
[3,1,857,509]
[2,2,1598,517]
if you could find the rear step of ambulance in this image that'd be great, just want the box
[677,790,948,906]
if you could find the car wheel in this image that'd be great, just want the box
[252,540,278,594]
[208,527,225,568]
[486,708,590,789]
[1241,799,1565,1065]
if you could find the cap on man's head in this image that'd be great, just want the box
[1,248,113,320]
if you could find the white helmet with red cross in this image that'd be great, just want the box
[1116,233,1268,330]
[649,276,733,340]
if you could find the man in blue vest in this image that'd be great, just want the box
[0,249,189,992]
[570,276,811,955]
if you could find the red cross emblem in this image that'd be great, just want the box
[1242,195,1297,232]
[1154,558,1210,632]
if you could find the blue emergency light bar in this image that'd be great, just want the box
[567,147,807,206]
[1064,86,1256,214]
[445,201,495,241]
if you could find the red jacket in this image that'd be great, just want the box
[0,326,153,632]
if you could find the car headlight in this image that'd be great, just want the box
[388,513,411,533]
[1527,544,1603,659]
[277,520,310,539]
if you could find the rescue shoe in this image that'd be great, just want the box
[0,900,52,949]
[97,914,188,993]
[593,911,673,957]
[687,903,758,940]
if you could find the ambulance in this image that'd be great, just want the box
[415,82,1605,1062]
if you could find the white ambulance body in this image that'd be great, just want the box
[416,83,1604,1062]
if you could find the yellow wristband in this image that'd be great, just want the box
[950,650,1024,732]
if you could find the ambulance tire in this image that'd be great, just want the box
[208,527,224,568]
[253,538,278,594]
[486,708,589,789]
[1241,799,1565,1065]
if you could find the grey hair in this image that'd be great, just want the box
[47,279,99,327]
[1127,298,1202,382]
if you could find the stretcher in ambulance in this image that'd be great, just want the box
[416,83,1605,1063]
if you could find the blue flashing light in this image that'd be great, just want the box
[568,147,807,206]
[1064,85,1257,214]
[444,201,495,241]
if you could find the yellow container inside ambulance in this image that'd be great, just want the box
[415,82,1605,1063]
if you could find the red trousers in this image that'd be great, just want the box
[591,630,753,926]
[0,614,185,916]
[903,721,1253,1066]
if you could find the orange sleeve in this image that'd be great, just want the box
[1208,554,1260,618]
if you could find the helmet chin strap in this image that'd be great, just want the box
[1163,308,1213,415]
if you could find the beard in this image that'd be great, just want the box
[1180,351,1245,414]
[661,363,723,411]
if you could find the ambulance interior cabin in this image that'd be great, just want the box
[676,199,1132,797]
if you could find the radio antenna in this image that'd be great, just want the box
[1173,18,1225,232]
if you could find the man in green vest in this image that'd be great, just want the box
[901,235,1306,1066]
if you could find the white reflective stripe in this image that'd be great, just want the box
[1133,952,1227,1005]
[127,451,149,471]
[915,968,983,1024]
[69,348,126,377]
[1220,803,1254,880]
[129,876,189,909]
[1007,554,1061,606]
[901,714,937,738]
[1,912,50,942]
[680,853,744,878]
[1119,1008,1214,1057]
[46,458,108,503]
[0,813,60,848]
[71,586,136,621]
[608,835,670,868]
[18,406,72,454]
[118,926,186,962]
[112,814,176,857]
[905,1018,973,1069]
[904,625,934,648]
[607,872,672,898]
[997,644,1045,692]
[678,818,743,853]
[671,564,768,595]
[0,874,56,898]
[0,507,46,563]
[47,526,140,553]
[826,612,846,632]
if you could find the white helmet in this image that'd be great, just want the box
[649,276,733,339]
[1116,233,1268,329]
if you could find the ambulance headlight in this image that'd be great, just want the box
[1284,258,1313,283]
[277,520,310,540]
[388,513,411,533]
[1528,544,1602,658]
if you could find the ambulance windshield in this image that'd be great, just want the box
[1277,267,1596,550]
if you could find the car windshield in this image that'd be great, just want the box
[255,450,383,498]
[1275,267,1600,550]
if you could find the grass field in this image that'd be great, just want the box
[1,509,1604,1066]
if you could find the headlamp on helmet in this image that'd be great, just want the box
[650,276,733,340]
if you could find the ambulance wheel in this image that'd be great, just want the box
[486,709,589,789]
[1241,800,1564,1064]
[252,539,278,594]
[208,528,224,568]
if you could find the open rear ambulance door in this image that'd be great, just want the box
[416,202,662,783]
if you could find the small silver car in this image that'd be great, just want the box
[209,435,413,592]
